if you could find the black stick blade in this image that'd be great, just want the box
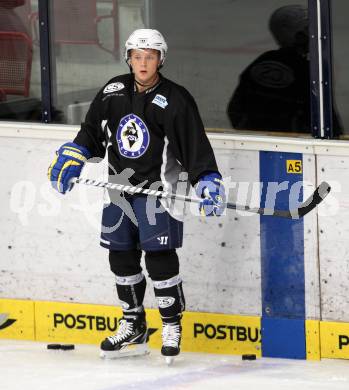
[295,181,331,218]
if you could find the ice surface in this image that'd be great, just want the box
[1,340,349,390]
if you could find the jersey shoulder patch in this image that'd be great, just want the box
[103,82,125,94]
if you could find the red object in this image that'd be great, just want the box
[52,0,119,57]
[0,31,32,98]
[0,0,26,9]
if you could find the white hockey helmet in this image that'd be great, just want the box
[125,29,168,65]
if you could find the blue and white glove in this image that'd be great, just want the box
[195,172,226,216]
[48,142,91,194]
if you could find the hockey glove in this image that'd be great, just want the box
[195,172,226,216]
[48,142,91,194]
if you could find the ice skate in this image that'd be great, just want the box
[100,313,149,359]
[161,320,182,365]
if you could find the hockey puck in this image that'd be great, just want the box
[47,344,61,350]
[242,354,256,360]
[60,344,75,350]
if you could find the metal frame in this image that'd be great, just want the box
[309,0,335,139]
[144,0,152,27]
[38,0,53,123]
[309,0,321,137]
[319,0,334,138]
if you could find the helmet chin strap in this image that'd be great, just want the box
[134,73,159,88]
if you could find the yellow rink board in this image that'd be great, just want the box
[182,311,261,356]
[35,301,126,345]
[305,320,320,361]
[320,321,349,359]
[4,298,349,360]
[0,299,35,340]
[35,300,261,355]
[35,301,164,349]
[0,299,261,355]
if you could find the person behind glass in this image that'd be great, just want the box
[48,29,226,363]
[227,5,342,135]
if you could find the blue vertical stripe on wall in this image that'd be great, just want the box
[259,151,306,359]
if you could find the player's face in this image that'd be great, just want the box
[129,49,161,85]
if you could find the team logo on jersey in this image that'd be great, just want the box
[152,94,168,109]
[116,114,150,158]
[103,82,125,94]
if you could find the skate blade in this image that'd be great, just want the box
[100,343,150,359]
[165,356,175,366]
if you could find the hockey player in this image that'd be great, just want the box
[48,29,226,364]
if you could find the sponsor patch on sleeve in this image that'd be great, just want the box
[152,94,168,109]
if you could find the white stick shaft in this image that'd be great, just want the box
[72,177,201,204]
[72,177,330,219]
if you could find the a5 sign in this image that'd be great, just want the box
[286,159,302,174]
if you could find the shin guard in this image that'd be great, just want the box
[153,275,185,322]
[115,273,146,312]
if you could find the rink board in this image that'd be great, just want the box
[1,298,348,359]
[320,322,349,359]
[0,299,35,340]
[2,129,349,361]
[35,300,262,356]
[0,299,260,356]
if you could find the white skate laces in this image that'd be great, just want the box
[162,322,181,347]
[100,314,149,359]
[107,319,134,345]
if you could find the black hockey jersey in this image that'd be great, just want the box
[74,73,218,188]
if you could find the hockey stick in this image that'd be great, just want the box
[72,178,331,219]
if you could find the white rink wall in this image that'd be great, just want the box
[317,155,349,322]
[0,133,261,315]
[0,123,349,322]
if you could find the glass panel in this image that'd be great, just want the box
[152,0,311,134]
[0,0,41,121]
[50,0,147,124]
[332,1,349,137]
